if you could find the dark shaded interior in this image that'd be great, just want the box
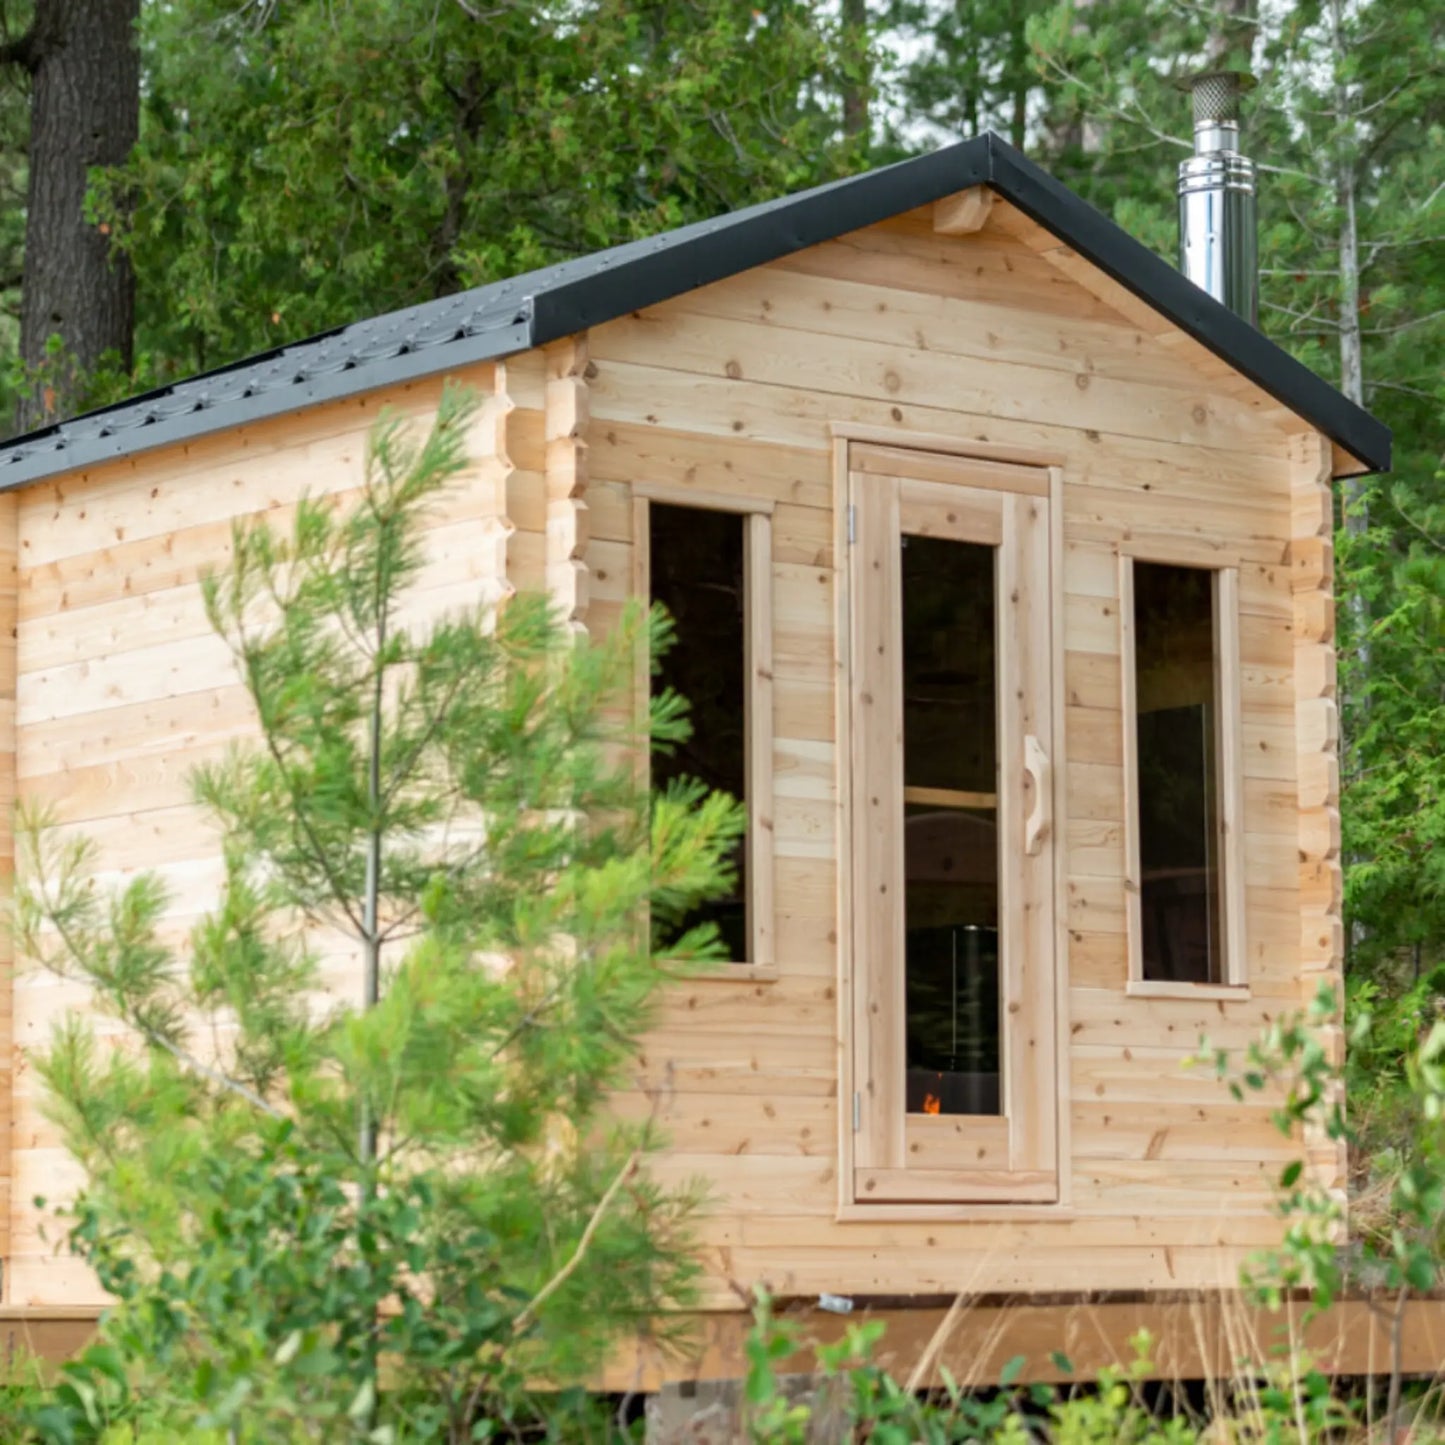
[901,536,996,797]
[1133,561,1222,985]
[649,502,748,961]
[900,534,1001,1116]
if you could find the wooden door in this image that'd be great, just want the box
[847,444,1058,1204]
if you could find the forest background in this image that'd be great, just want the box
[0,0,1439,1140]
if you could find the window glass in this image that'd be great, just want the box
[1133,561,1222,984]
[649,502,747,960]
[901,535,1001,1116]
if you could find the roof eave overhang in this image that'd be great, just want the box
[0,320,530,491]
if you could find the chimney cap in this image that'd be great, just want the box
[1176,68,1256,125]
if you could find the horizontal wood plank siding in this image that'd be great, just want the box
[589,205,1305,1299]
[9,365,508,1306]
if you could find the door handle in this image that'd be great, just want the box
[1024,734,1051,856]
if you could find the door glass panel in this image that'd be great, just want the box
[902,536,996,796]
[1132,561,1221,984]
[900,535,1000,1116]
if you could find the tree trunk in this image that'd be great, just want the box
[1329,0,1368,654]
[841,0,868,142]
[1009,5,1028,150]
[13,0,140,432]
[1336,154,1366,491]
[1326,0,1369,965]
[1331,11,1366,403]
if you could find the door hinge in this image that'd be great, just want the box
[847,504,856,545]
[852,1092,861,1133]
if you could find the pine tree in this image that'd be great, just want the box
[880,0,1061,152]
[89,0,858,388]
[17,381,744,1441]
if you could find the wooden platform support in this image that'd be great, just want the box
[602,1296,1445,1392]
[6,1297,1445,1387]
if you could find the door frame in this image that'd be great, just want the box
[831,428,1071,1220]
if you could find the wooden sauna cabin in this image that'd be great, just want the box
[0,134,1390,1339]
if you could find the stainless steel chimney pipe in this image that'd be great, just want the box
[1178,71,1258,325]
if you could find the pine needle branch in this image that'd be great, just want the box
[511,1149,643,1335]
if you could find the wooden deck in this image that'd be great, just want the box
[5,1296,1443,1387]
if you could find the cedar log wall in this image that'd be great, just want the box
[0,196,1344,1309]
[588,199,1341,1305]
[5,370,514,1304]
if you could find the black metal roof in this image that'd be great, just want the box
[0,133,1390,484]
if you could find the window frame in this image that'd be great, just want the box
[1119,547,1248,998]
[632,482,776,978]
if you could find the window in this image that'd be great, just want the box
[1122,557,1245,989]
[635,492,774,969]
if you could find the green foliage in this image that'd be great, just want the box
[1340,462,1445,977]
[88,0,860,391]
[16,381,744,1441]
[1345,966,1445,1179]
[878,0,1054,151]
[1198,985,1351,1308]
[1186,983,1445,1439]
[31,1134,620,1442]
[1209,978,1445,1324]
